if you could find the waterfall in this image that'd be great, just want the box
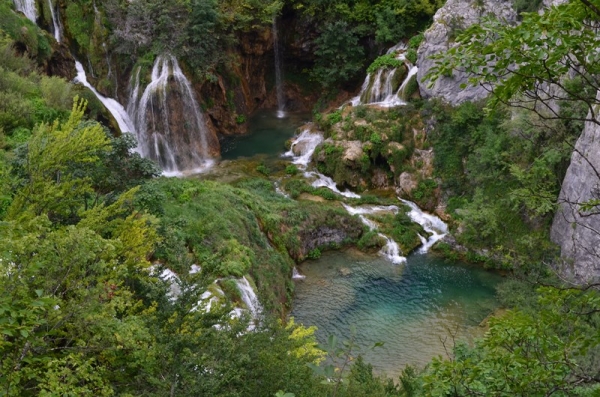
[235,276,263,319]
[284,128,445,263]
[349,42,419,108]
[284,128,323,167]
[273,18,285,118]
[284,129,360,198]
[292,267,306,280]
[47,0,61,42]
[13,0,37,22]
[128,54,215,176]
[400,199,448,253]
[74,61,136,134]
[343,204,407,264]
[305,171,361,198]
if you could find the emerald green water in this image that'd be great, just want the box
[290,249,502,377]
[221,110,310,160]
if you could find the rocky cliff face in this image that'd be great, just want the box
[551,117,600,284]
[416,0,517,105]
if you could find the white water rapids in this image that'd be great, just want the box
[285,129,448,266]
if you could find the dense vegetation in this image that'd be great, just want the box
[2,0,600,395]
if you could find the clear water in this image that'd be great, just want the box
[221,110,309,160]
[290,249,502,377]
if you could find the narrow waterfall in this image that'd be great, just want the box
[13,0,37,22]
[74,61,136,134]
[273,18,285,118]
[235,276,263,319]
[47,0,61,42]
[128,54,215,175]
[350,42,419,108]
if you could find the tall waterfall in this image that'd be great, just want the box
[273,18,286,118]
[128,54,215,175]
[74,61,136,134]
[350,43,419,108]
[47,0,61,42]
[13,0,37,22]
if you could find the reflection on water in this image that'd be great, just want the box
[290,249,501,377]
[221,110,310,160]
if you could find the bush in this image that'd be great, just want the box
[367,54,402,74]
[256,164,270,176]
[307,247,321,259]
[285,164,299,175]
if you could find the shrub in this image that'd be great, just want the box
[367,54,402,74]
[256,164,270,176]
[307,247,321,259]
[285,164,299,175]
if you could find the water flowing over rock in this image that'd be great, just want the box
[284,127,323,167]
[400,199,448,253]
[416,0,517,105]
[13,0,37,22]
[343,204,407,264]
[350,43,418,107]
[551,116,600,284]
[273,18,285,118]
[285,128,360,198]
[128,54,220,175]
[74,61,136,134]
[235,276,263,320]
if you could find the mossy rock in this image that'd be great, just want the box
[390,65,408,92]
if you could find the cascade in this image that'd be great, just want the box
[350,43,419,108]
[13,0,37,22]
[74,61,136,134]
[400,199,448,253]
[343,204,407,264]
[285,130,447,261]
[128,54,215,176]
[272,18,286,118]
[47,0,61,42]
[235,276,263,319]
[285,129,360,198]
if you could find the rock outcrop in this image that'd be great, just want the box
[551,117,600,284]
[416,0,517,105]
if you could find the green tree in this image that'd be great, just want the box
[427,0,600,127]
[423,287,600,396]
[313,21,365,88]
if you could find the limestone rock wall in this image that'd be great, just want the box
[416,0,517,105]
[551,117,600,283]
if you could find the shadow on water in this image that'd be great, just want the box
[290,248,503,377]
[220,110,310,161]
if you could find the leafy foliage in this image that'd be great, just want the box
[423,287,600,396]
[367,54,403,74]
